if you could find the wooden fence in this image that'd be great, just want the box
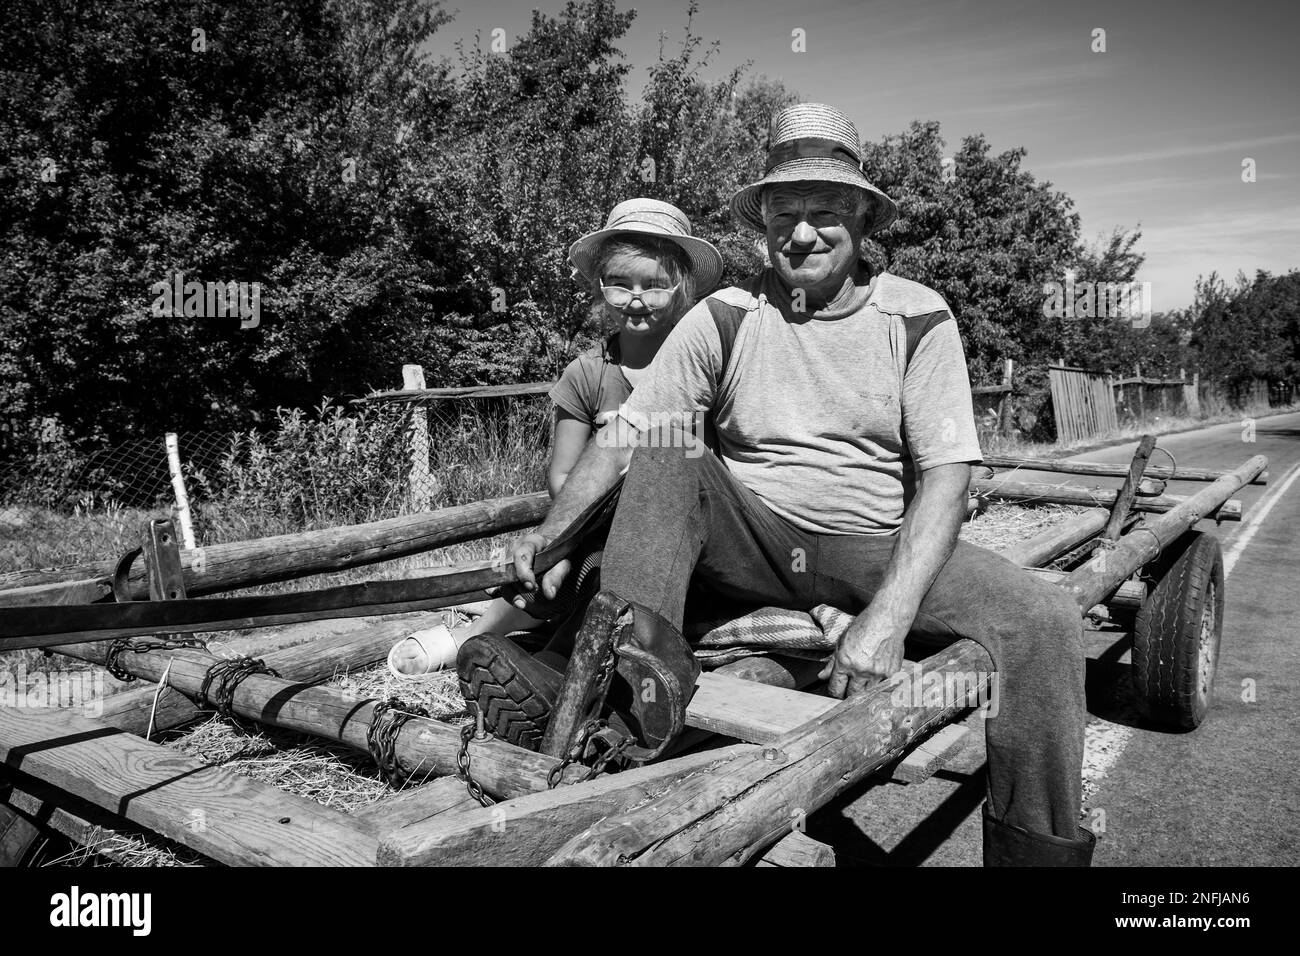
[1048,365,1119,444]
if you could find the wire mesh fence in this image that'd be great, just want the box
[0,390,555,546]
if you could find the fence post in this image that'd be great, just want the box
[998,358,1015,435]
[403,364,432,513]
[164,432,197,549]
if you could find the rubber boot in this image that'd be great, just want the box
[981,803,1096,867]
[456,634,565,752]
[606,604,701,763]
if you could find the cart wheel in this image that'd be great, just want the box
[1131,530,1225,730]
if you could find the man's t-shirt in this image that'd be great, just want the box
[619,269,983,535]
[549,334,631,428]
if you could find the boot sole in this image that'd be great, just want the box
[458,639,557,752]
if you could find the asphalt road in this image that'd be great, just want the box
[807,410,1300,866]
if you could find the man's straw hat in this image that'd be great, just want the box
[730,103,898,235]
[568,198,724,294]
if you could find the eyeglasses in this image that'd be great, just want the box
[599,280,680,311]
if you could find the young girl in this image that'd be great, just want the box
[389,198,722,677]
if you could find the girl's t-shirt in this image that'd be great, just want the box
[549,334,632,428]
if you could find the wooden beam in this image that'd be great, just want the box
[889,724,970,784]
[1103,435,1157,541]
[93,611,445,738]
[685,672,836,743]
[0,706,378,866]
[377,744,754,866]
[971,477,1241,521]
[1023,568,1145,610]
[981,455,1267,486]
[351,777,477,833]
[1,775,197,866]
[354,382,554,404]
[0,492,550,606]
[1061,455,1267,611]
[994,509,1109,568]
[755,830,835,867]
[544,641,992,867]
[43,642,580,800]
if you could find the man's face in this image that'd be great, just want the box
[763,182,867,298]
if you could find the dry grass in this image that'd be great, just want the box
[960,501,1089,554]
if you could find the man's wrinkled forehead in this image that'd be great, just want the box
[762,181,853,210]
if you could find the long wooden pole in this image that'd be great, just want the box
[1060,455,1267,611]
[981,455,1267,486]
[0,491,550,606]
[971,477,1241,521]
[46,640,580,798]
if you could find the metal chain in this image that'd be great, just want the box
[578,733,636,783]
[366,697,431,788]
[457,718,496,807]
[196,656,278,719]
[545,623,628,788]
[105,635,209,683]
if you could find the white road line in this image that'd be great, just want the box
[1081,457,1300,812]
[1222,460,1300,578]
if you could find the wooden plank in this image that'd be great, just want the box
[377,744,754,866]
[1,775,204,866]
[0,706,378,866]
[351,777,477,833]
[890,723,970,784]
[686,672,836,743]
[755,830,835,867]
[0,491,549,605]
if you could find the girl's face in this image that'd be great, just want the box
[600,250,682,336]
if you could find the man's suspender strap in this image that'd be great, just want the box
[705,295,952,382]
[705,297,748,387]
[902,311,951,368]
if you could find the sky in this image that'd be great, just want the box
[421,0,1300,311]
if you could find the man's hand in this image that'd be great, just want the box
[507,532,572,607]
[819,611,907,698]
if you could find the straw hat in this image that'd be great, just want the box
[730,103,898,235]
[568,198,724,294]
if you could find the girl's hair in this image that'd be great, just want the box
[589,234,697,320]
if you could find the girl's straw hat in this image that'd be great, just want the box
[569,198,724,294]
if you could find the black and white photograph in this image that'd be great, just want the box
[0,0,1294,917]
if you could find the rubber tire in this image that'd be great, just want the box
[1132,530,1225,730]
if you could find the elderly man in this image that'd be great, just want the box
[459,103,1094,866]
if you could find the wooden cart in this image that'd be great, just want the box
[0,443,1268,866]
